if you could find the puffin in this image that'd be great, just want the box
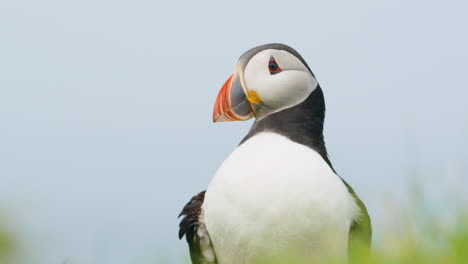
[179,43,371,264]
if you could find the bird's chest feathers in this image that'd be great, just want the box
[203,132,359,262]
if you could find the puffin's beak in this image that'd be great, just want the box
[213,71,255,122]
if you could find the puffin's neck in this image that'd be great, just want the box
[240,87,335,172]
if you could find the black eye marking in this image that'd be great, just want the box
[268,56,281,74]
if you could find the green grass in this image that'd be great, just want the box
[250,213,468,264]
[1,213,467,264]
[0,220,16,264]
[1,186,467,264]
[352,215,468,264]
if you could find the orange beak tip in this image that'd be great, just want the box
[212,72,255,123]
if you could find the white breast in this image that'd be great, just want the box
[203,132,359,264]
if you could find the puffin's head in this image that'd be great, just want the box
[213,43,319,122]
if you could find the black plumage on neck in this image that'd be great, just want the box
[239,86,335,172]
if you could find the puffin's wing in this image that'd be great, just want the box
[341,179,372,255]
[179,191,217,264]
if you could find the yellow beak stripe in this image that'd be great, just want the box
[247,91,262,104]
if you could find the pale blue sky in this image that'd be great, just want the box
[0,0,467,263]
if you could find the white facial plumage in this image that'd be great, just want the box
[242,49,318,119]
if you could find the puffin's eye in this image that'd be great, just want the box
[268,56,281,74]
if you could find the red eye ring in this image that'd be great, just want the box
[268,56,281,74]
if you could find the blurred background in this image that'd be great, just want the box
[0,0,467,263]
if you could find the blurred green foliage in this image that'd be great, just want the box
[351,216,468,264]
[245,215,468,264]
[0,221,15,264]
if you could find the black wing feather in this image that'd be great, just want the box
[179,191,217,264]
[178,191,205,240]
